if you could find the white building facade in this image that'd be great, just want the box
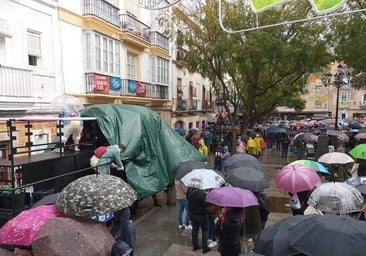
[0,0,61,114]
[0,0,214,129]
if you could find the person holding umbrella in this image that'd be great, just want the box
[175,179,191,229]
[326,163,349,182]
[110,207,136,256]
[214,207,245,256]
[280,134,291,158]
[221,146,231,174]
[186,187,211,254]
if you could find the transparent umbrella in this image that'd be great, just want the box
[307,182,364,214]
[50,95,85,112]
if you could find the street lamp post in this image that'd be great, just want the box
[327,63,351,130]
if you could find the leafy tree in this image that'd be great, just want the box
[333,0,366,89]
[162,0,333,148]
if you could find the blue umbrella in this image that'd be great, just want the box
[174,128,186,136]
[289,160,330,175]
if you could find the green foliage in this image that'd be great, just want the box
[165,0,334,145]
[0,185,24,195]
[332,2,366,88]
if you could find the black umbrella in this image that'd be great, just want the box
[294,132,317,144]
[228,159,265,173]
[225,166,270,192]
[171,160,210,179]
[355,184,366,200]
[0,248,15,255]
[254,215,315,256]
[288,214,366,256]
[225,153,259,167]
[31,193,59,208]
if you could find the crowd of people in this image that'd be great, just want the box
[175,127,272,255]
[177,124,366,255]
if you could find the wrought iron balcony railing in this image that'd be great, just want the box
[120,14,151,42]
[82,0,120,28]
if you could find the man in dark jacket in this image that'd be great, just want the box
[111,207,136,256]
[186,187,211,254]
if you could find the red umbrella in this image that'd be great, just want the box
[0,205,66,246]
[275,164,320,194]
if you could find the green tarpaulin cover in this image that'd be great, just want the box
[81,104,205,199]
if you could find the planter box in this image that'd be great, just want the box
[1,193,26,210]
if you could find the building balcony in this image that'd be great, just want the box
[150,31,169,51]
[360,102,366,109]
[82,0,120,28]
[0,65,33,98]
[176,47,187,61]
[173,99,214,113]
[85,73,169,100]
[120,13,151,46]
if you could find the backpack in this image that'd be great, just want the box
[94,146,107,157]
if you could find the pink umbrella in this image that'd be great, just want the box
[205,187,259,208]
[0,205,66,246]
[275,164,320,194]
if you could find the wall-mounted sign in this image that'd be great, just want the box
[137,82,146,96]
[110,76,122,91]
[128,80,137,93]
[92,74,110,94]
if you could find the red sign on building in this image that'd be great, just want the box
[92,74,110,94]
[137,82,146,97]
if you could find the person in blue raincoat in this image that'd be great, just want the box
[97,144,125,174]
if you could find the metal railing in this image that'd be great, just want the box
[120,13,151,42]
[85,74,169,99]
[173,99,214,111]
[151,31,169,51]
[82,0,120,28]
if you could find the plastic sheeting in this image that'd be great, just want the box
[81,104,205,199]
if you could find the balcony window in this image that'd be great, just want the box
[151,56,169,85]
[114,42,120,75]
[314,101,322,109]
[362,95,366,107]
[27,30,41,67]
[0,36,4,63]
[127,53,137,80]
[340,91,350,103]
[103,37,108,71]
[85,31,121,76]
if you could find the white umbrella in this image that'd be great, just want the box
[181,168,225,190]
[317,152,354,164]
[50,95,85,112]
[307,182,364,214]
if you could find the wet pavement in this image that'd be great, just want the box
[133,148,296,256]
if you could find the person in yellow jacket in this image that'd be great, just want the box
[198,138,209,163]
[247,137,256,156]
[254,134,262,157]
